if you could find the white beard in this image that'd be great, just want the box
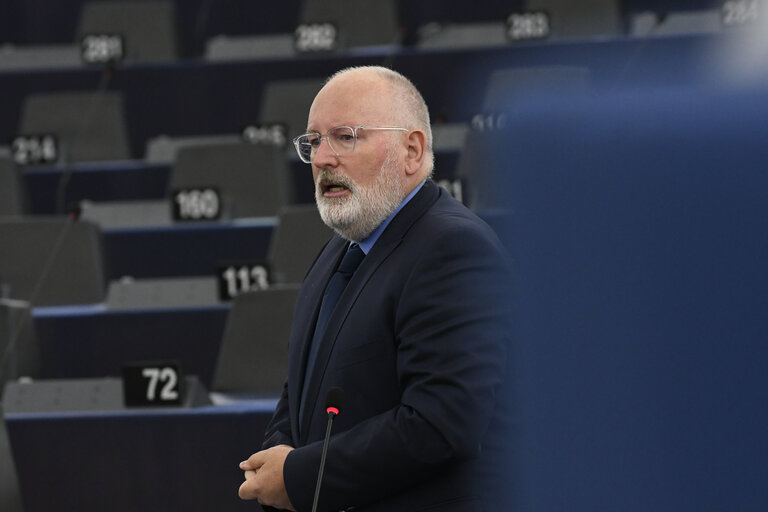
[314,148,406,242]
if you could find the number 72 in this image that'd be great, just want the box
[142,367,179,401]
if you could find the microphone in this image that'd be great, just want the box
[311,387,344,512]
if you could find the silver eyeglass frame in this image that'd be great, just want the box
[292,125,409,164]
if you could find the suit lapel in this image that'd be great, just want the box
[298,237,401,440]
[295,181,443,441]
[287,236,346,443]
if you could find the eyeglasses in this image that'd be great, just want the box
[292,125,408,164]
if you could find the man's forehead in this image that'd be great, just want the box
[307,76,391,130]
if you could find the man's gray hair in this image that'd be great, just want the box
[327,66,435,173]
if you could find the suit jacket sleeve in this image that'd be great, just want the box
[262,380,293,449]
[282,221,512,512]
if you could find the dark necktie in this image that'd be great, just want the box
[300,243,365,425]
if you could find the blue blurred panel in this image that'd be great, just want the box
[34,305,229,388]
[103,220,273,279]
[5,401,275,512]
[497,87,768,510]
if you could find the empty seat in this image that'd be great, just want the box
[170,143,291,219]
[525,0,622,40]
[0,256,28,512]
[411,0,516,49]
[0,218,107,306]
[145,134,241,163]
[258,78,324,143]
[106,276,220,309]
[481,66,591,111]
[417,22,509,49]
[268,205,333,284]
[19,91,130,163]
[0,158,28,217]
[299,0,400,49]
[1,300,40,391]
[76,0,178,63]
[205,33,296,61]
[0,43,81,72]
[630,10,722,38]
[0,402,24,512]
[431,123,469,152]
[1,299,40,512]
[212,286,300,394]
[79,199,171,229]
[207,0,400,59]
[457,66,591,210]
[3,378,210,413]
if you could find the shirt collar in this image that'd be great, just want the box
[357,180,425,255]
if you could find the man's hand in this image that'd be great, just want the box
[238,444,296,510]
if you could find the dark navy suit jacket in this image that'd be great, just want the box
[262,180,513,512]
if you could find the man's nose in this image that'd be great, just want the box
[312,137,339,168]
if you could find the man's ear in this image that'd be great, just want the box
[404,130,427,176]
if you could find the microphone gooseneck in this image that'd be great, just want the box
[311,387,344,512]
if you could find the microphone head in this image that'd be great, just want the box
[325,387,344,416]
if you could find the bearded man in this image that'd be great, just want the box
[238,66,513,512]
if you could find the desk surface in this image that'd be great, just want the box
[4,398,278,512]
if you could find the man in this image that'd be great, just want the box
[239,66,513,511]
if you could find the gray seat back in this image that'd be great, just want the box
[0,218,107,306]
[19,91,130,163]
[170,143,289,219]
[1,302,40,393]
[0,158,28,217]
[525,0,622,39]
[457,66,591,210]
[300,0,400,48]
[259,78,324,142]
[77,0,178,63]
[0,402,24,512]
[268,205,332,285]
[212,286,300,394]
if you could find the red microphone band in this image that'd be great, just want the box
[326,407,339,416]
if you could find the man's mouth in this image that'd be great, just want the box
[319,178,352,197]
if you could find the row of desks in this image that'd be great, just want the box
[3,389,277,512]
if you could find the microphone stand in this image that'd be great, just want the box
[311,387,343,512]
[311,407,337,512]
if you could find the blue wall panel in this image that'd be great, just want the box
[494,86,768,511]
